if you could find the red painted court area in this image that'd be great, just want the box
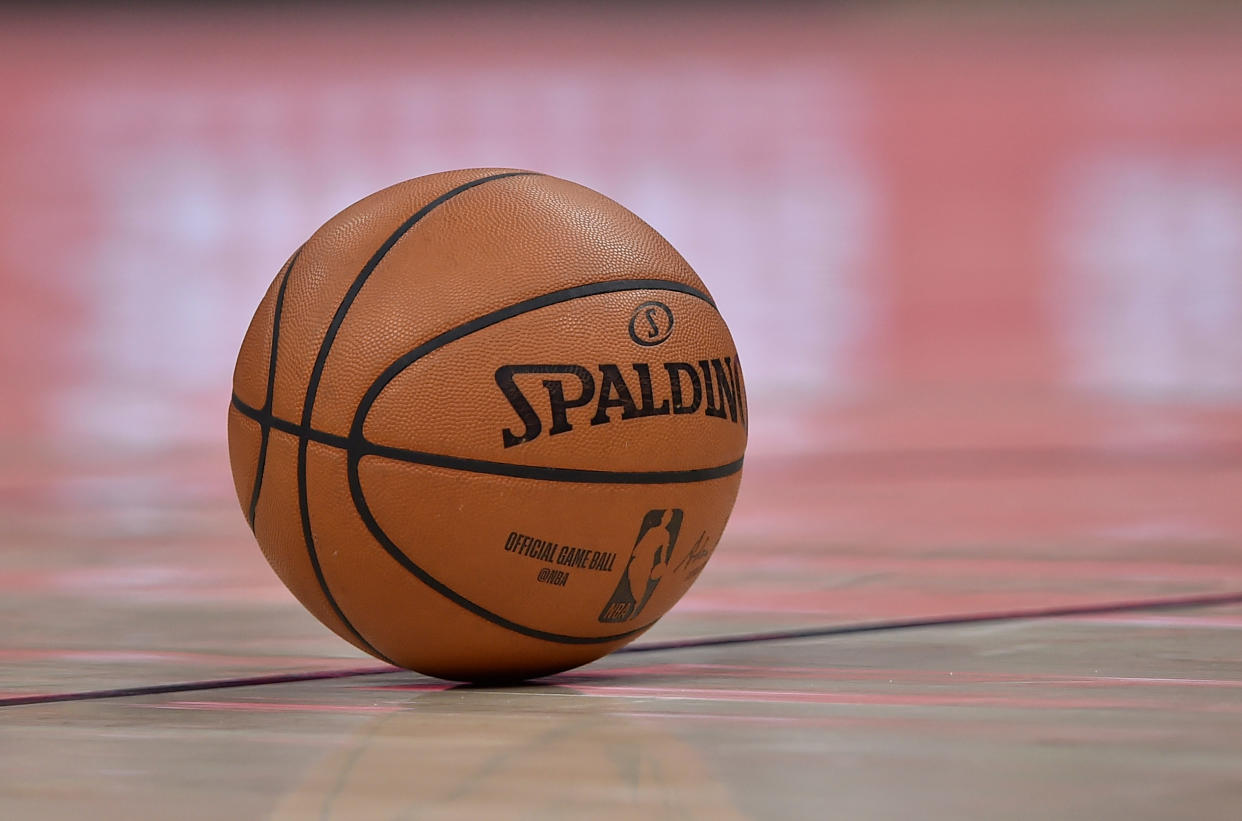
[1,6,1241,819]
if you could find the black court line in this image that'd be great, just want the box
[0,667,399,708]
[614,589,1242,654]
[4,589,1240,708]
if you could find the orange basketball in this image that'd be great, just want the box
[227,169,747,682]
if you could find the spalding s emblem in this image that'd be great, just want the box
[628,301,674,346]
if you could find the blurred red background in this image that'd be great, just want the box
[1,4,1240,470]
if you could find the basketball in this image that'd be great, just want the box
[227,169,747,682]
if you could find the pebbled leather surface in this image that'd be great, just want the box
[228,169,747,681]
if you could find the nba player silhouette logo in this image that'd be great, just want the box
[598,508,684,623]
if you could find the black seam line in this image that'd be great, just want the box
[284,272,721,644]
[336,275,729,643]
[365,446,745,484]
[299,171,541,437]
[232,395,743,485]
[233,258,732,487]
[245,247,300,528]
[234,393,662,643]
[5,590,1241,707]
[234,396,349,447]
[341,277,724,484]
[349,278,717,449]
[295,172,539,665]
[352,451,657,645]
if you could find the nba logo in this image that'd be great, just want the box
[598,509,684,623]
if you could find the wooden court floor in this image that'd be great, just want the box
[2,394,1240,819]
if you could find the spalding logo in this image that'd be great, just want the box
[495,358,746,448]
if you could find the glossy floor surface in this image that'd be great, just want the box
[4,394,1242,819]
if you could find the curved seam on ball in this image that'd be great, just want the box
[295,171,539,663]
[234,394,743,484]
[344,277,732,645]
[245,246,301,529]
